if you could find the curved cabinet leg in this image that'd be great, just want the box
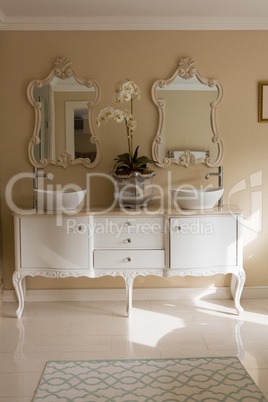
[22,277,26,299]
[12,272,25,319]
[231,270,246,315]
[125,276,135,318]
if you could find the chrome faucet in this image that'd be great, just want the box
[33,167,53,209]
[205,166,223,207]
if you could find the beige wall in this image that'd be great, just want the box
[1,30,268,291]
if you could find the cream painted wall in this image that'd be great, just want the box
[1,30,268,291]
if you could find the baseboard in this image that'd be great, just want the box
[3,286,268,303]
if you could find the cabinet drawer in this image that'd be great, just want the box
[94,217,164,234]
[94,250,165,269]
[94,232,164,249]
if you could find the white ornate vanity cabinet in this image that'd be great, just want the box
[13,208,245,318]
[13,56,246,319]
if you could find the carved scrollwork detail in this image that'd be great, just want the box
[12,271,22,285]
[56,151,73,168]
[54,57,73,79]
[178,58,196,80]
[178,150,196,168]
[30,136,40,145]
[94,269,163,280]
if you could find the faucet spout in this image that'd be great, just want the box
[205,166,223,207]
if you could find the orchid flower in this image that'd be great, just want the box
[96,79,153,173]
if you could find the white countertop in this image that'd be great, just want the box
[13,204,244,217]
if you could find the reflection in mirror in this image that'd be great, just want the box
[73,107,96,161]
[151,58,224,168]
[28,58,101,168]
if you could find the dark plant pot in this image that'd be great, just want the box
[110,170,156,209]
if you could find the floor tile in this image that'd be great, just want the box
[112,335,162,358]
[0,336,20,353]
[0,373,23,397]
[61,335,112,352]
[68,319,155,336]
[150,299,226,311]
[60,350,127,360]
[247,368,268,394]
[24,321,71,336]
[0,373,39,399]
[0,352,61,373]
[157,333,208,357]
[241,333,268,349]
[260,349,268,364]
[154,320,202,336]
[202,332,243,351]
[240,350,268,369]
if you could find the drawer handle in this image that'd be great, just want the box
[124,257,132,262]
[124,238,132,243]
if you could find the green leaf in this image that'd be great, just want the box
[135,155,153,165]
[117,152,130,160]
[114,158,131,170]
[132,146,139,162]
[114,157,130,164]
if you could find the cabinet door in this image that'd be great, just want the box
[20,216,90,269]
[170,216,237,269]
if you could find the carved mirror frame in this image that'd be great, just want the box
[27,57,101,168]
[151,58,224,168]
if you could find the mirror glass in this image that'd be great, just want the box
[152,58,223,168]
[28,58,101,168]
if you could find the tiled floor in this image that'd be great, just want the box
[0,298,268,401]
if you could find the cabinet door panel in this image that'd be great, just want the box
[20,216,89,269]
[170,216,237,268]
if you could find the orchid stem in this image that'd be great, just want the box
[127,127,132,163]
[130,97,133,160]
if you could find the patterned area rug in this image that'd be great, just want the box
[33,357,266,401]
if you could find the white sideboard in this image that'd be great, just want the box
[12,208,245,318]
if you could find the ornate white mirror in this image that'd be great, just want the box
[151,58,224,168]
[27,57,101,168]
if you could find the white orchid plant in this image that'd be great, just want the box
[96,79,154,175]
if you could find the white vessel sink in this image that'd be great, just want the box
[170,188,224,210]
[34,189,87,211]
